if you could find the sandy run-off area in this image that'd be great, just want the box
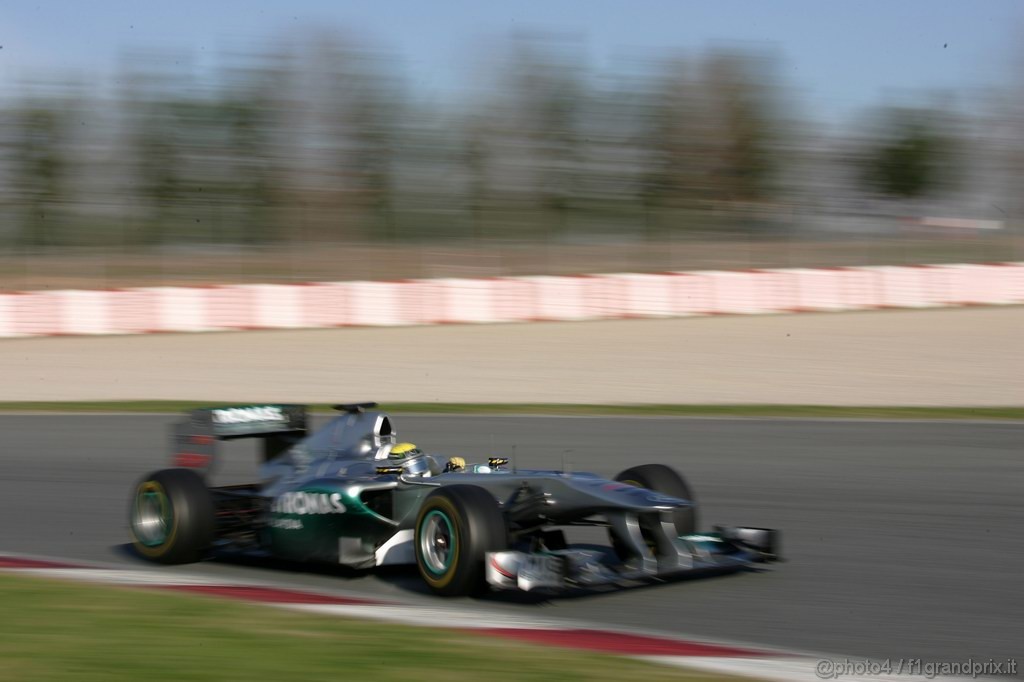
[1,307,1020,406]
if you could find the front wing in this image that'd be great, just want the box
[486,527,780,592]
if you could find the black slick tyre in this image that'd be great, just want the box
[129,468,215,564]
[414,485,507,596]
[610,463,698,560]
[614,463,698,534]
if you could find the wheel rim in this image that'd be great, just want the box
[133,482,172,547]
[419,510,456,575]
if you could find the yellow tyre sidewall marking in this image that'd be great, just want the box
[416,497,461,589]
[132,480,178,558]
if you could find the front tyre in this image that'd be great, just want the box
[129,468,214,564]
[614,463,697,534]
[609,464,698,561]
[414,485,507,597]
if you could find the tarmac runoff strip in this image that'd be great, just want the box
[0,553,970,682]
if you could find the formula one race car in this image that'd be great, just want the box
[128,403,780,596]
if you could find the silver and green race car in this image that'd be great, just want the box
[129,403,780,596]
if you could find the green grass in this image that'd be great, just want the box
[0,574,735,682]
[0,400,1020,420]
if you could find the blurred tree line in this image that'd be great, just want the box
[0,32,985,250]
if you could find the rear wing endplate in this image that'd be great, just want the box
[171,404,307,471]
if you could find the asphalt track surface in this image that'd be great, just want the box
[2,414,1021,665]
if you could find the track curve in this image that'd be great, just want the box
[1,414,1021,663]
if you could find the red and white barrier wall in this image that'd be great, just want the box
[0,262,1021,338]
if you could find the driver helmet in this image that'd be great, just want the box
[388,442,439,477]
[389,442,422,459]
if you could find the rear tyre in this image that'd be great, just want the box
[129,468,214,564]
[414,485,507,597]
[610,464,698,560]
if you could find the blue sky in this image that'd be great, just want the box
[1,1,1020,122]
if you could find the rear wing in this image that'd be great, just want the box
[171,404,307,471]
